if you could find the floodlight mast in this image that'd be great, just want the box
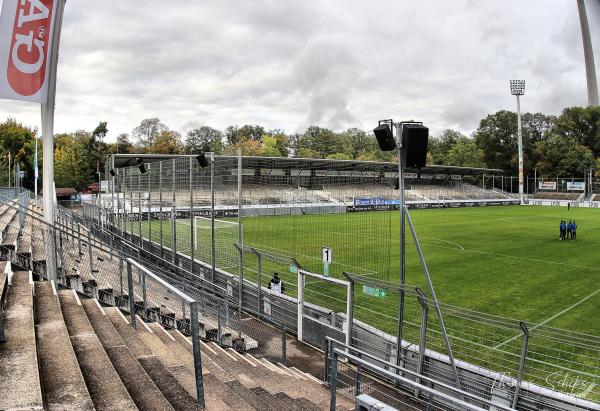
[510,80,525,205]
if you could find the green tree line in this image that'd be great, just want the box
[1,105,599,191]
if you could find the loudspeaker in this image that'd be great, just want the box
[196,152,209,168]
[373,124,397,151]
[136,157,147,174]
[401,124,429,168]
[109,169,116,176]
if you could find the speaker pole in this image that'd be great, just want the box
[394,121,406,376]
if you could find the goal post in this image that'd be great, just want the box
[192,215,239,251]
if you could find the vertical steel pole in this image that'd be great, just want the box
[172,160,177,265]
[512,321,529,408]
[345,279,353,351]
[577,0,599,106]
[211,153,216,282]
[237,149,244,319]
[138,175,143,247]
[190,302,206,408]
[256,251,262,319]
[147,168,152,253]
[415,288,429,399]
[126,261,136,329]
[188,157,194,292]
[297,270,304,341]
[395,122,406,373]
[329,350,338,411]
[159,161,164,258]
[141,269,148,321]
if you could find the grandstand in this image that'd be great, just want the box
[103,155,516,215]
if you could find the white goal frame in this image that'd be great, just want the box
[192,215,238,250]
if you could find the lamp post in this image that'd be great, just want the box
[510,80,525,204]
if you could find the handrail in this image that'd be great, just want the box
[126,258,196,303]
[334,348,494,411]
[325,337,515,411]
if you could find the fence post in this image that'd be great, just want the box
[329,350,338,411]
[250,248,262,319]
[77,223,82,255]
[512,321,529,409]
[141,268,148,321]
[323,339,330,383]
[190,301,206,408]
[126,260,136,329]
[159,160,164,259]
[217,308,222,344]
[210,153,216,282]
[281,324,287,366]
[354,360,361,399]
[119,243,124,296]
[87,230,94,274]
[415,288,429,399]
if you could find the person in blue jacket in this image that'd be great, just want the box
[571,220,577,240]
[559,220,566,240]
[567,220,573,240]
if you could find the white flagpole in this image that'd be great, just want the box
[34,136,38,206]
[41,0,66,281]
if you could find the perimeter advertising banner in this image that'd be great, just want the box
[0,0,57,102]
[539,181,557,190]
[566,182,585,191]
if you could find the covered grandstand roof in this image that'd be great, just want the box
[108,153,503,176]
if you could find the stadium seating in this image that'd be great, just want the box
[532,191,582,201]
[0,199,352,410]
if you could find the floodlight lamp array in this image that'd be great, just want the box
[510,80,525,95]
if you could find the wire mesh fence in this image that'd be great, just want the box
[90,155,600,409]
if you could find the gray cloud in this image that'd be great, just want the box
[0,0,598,140]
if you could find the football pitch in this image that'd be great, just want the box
[141,205,600,337]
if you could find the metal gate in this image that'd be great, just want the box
[297,269,353,350]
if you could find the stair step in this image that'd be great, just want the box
[0,271,43,410]
[80,298,175,411]
[225,380,277,411]
[58,289,138,411]
[203,373,257,410]
[102,308,201,411]
[34,281,94,410]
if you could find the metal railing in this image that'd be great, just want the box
[325,337,514,411]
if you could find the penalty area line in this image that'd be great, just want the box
[493,287,600,350]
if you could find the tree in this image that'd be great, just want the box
[132,118,168,151]
[261,135,283,157]
[428,129,465,165]
[238,125,265,142]
[0,118,38,189]
[116,133,134,153]
[298,126,343,158]
[185,126,224,154]
[225,126,239,145]
[551,106,600,157]
[535,133,595,177]
[223,139,263,156]
[444,137,486,168]
[147,130,184,154]
[54,132,95,190]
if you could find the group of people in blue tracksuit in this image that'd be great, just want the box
[559,220,577,240]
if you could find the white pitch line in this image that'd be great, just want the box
[421,237,465,250]
[494,287,600,349]
[423,244,600,271]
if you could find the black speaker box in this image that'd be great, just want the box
[401,124,429,168]
[373,124,397,151]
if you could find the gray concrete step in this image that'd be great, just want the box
[108,312,232,411]
[58,289,138,411]
[0,271,43,410]
[80,298,175,411]
[224,380,276,411]
[102,308,202,411]
[34,281,94,410]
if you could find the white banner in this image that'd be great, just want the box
[0,0,57,102]
[566,182,585,191]
[538,181,557,190]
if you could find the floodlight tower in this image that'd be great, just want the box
[510,80,526,204]
[577,0,599,106]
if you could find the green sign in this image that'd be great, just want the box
[362,284,387,299]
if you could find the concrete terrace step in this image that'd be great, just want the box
[80,298,175,411]
[224,380,277,411]
[58,289,138,411]
[110,312,232,411]
[0,271,43,410]
[34,281,94,410]
[102,308,202,411]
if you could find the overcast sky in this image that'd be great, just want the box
[1,0,599,141]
